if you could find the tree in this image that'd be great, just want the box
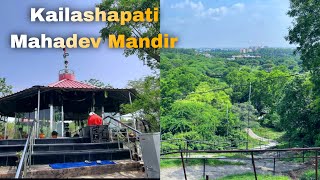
[83,79,112,88]
[98,0,160,69]
[277,75,319,145]
[286,0,320,95]
[121,76,160,132]
[0,78,12,97]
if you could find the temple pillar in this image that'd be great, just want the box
[50,104,54,134]
[61,104,64,137]
[36,89,41,138]
[101,106,105,125]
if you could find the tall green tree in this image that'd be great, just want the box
[98,0,160,69]
[286,0,320,94]
[121,76,160,132]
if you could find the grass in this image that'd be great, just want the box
[300,169,319,180]
[161,152,249,158]
[160,159,245,168]
[252,126,285,140]
[216,173,291,180]
[238,135,269,149]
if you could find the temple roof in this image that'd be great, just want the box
[48,79,97,89]
[0,86,136,119]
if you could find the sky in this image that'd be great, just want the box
[161,0,294,48]
[0,0,153,92]
[1,0,294,92]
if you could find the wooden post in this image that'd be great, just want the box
[251,152,257,180]
[180,151,187,180]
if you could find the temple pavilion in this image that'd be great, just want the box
[0,49,136,139]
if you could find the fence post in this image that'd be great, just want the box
[273,158,276,175]
[203,158,206,178]
[251,152,257,180]
[206,175,209,180]
[180,151,187,180]
[316,151,318,180]
[303,150,305,163]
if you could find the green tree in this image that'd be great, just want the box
[121,76,160,132]
[0,78,12,97]
[83,79,112,88]
[278,75,319,145]
[286,0,320,95]
[98,0,160,69]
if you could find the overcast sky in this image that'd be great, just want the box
[0,0,153,92]
[161,0,294,48]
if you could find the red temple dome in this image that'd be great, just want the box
[48,49,97,89]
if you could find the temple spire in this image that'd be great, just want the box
[63,48,69,71]
[59,48,75,81]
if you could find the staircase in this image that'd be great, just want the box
[0,138,131,166]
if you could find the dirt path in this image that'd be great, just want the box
[161,129,307,179]
[245,128,278,149]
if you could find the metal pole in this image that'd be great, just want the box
[126,128,132,160]
[50,103,54,133]
[101,106,105,125]
[203,158,206,178]
[246,82,252,150]
[273,158,276,175]
[117,122,121,149]
[251,152,257,180]
[4,118,7,139]
[37,89,41,139]
[129,92,132,105]
[92,93,95,112]
[180,151,187,180]
[14,113,17,139]
[61,104,64,137]
[316,151,318,180]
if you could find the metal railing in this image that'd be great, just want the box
[162,148,320,180]
[15,120,37,178]
[104,116,142,161]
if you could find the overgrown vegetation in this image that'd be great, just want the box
[161,47,316,151]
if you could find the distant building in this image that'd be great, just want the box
[240,48,247,53]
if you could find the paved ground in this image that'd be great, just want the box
[74,171,146,178]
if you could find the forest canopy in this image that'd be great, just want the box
[161,48,320,150]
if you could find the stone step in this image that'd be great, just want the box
[0,160,143,178]
[0,137,91,145]
[0,142,122,153]
[0,149,131,166]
